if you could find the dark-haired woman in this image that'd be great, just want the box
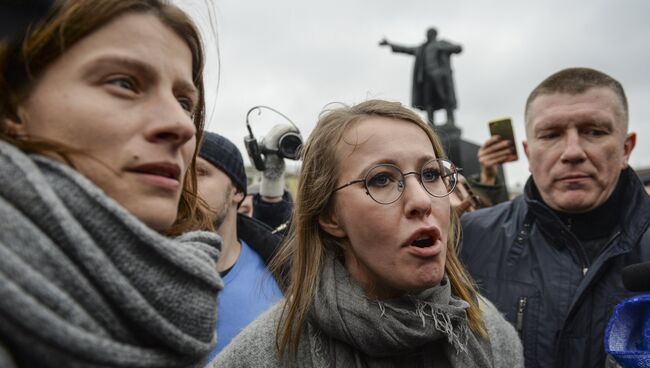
[0,1,222,367]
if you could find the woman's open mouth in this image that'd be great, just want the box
[412,235,434,248]
[404,227,444,257]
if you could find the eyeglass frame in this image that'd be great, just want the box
[331,158,461,205]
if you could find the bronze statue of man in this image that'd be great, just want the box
[380,28,462,126]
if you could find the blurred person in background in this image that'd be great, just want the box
[450,174,486,217]
[238,182,259,218]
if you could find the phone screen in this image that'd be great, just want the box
[488,117,518,161]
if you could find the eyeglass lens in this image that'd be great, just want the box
[364,159,457,204]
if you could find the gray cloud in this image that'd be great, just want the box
[196,0,650,188]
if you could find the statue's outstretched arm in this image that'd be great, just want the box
[379,38,416,55]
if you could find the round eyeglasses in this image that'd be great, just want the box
[332,158,460,205]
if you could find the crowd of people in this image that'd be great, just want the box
[0,1,648,368]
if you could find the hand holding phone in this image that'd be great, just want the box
[477,117,518,185]
[488,117,518,161]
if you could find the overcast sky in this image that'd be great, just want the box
[186,0,650,190]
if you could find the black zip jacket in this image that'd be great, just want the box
[252,191,293,231]
[460,168,650,368]
[236,214,283,267]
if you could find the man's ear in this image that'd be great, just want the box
[522,140,529,159]
[522,140,531,171]
[318,210,346,238]
[621,132,637,169]
[232,187,245,206]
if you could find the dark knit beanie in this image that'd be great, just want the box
[199,132,247,196]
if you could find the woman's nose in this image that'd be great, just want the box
[144,95,196,148]
[402,175,433,218]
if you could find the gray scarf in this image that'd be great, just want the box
[304,254,493,367]
[0,141,224,368]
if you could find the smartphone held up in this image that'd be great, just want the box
[488,117,518,163]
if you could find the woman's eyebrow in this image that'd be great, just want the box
[356,155,437,177]
[81,55,198,96]
[82,55,156,81]
[417,154,437,166]
[175,79,199,99]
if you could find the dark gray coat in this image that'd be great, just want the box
[460,168,650,368]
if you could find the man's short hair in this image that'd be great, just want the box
[525,67,628,129]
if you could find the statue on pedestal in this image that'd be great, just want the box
[380,27,462,127]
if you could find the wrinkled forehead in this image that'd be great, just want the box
[337,116,433,151]
[334,117,438,174]
[525,87,627,135]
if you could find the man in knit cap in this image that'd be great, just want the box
[197,132,283,358]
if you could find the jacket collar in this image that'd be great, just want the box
[236,213,282,266]
[524,167,650,249]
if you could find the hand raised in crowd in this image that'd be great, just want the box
[259,123,298,201]
[450,175,483,217]
[477,135,517,185]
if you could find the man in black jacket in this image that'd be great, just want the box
[460,67,650,368]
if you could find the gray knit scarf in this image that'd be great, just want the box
[0,141,224,368]
[304,254,493,367]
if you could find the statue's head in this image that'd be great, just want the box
[427,27,438,41]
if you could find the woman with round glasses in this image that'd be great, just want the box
[213,100,522,367]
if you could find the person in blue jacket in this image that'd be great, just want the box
[197,132,283,359]
[460,67,650,368]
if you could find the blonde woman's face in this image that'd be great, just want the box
[320,117,450,299]
[8,13,198,231]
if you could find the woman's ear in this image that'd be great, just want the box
[319,210,346,238]
[3,108,28,138]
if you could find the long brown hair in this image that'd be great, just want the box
[270,99,487,359]
[0,0,213,234]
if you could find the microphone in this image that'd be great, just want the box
[622,262,650,292]
[603,262,650,368]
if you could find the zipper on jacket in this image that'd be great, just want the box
[516,297,527,333]
[561,221,590,278]
[578,230,622,279]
